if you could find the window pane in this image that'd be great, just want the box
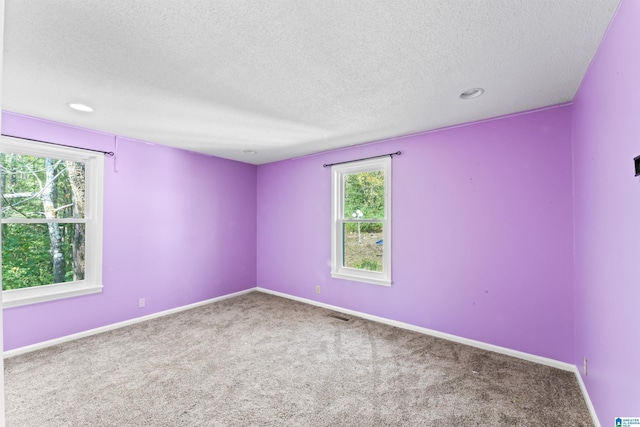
[342,222,384,272]
[343,171,384,219]
[0,153,85,219]
[1,223,85,290]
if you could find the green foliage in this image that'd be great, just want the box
[353,258,381,272]
[344,222,383,233]
[1,154,76,219]
[341,171,385,274]
[360,223,382,233]
[344,171,384,219]
[2,224,54,289]
[1,153,81,290]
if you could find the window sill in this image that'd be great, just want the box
[331,271,391,287]
[3,281,103,308]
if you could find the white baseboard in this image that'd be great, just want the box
[256,287,575,371]
[5,286,600,427]
[572,365,601,427]
[257,287,601,425]
[3,288,255,359]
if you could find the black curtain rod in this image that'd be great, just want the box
[1,134,115,156]
[323,151,401,168]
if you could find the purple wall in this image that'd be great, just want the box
[2,112,257,351]
[573,0,640,423]
[257,106,575,362]
[4,5,635,420]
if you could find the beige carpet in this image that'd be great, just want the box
[5,291,592,426]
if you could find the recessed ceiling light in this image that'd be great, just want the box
[243,150,257,154]
[68,103,93,112]
[459,88,485,99]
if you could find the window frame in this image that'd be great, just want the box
[331,156,391,286]
[0,136,104,308]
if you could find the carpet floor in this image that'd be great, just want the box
[5,291,593,426]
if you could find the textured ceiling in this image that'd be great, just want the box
[3,1,619,164]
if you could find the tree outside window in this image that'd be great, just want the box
[331,157,391,286]
[1,153,86,289]
[0,137,104,307]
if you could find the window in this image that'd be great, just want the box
[331,157,391,285]
[0,136,104,308]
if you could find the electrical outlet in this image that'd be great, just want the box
[138,298,145,308]
[315,286,321,294]
[584,356,588,376]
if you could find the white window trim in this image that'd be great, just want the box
[331,157,391,286]
[0,136,104,308]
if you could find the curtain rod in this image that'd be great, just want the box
[323,151,401,168]
[1,134,115,156]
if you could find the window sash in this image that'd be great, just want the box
[331,157,391,286]
[1,136,104,308]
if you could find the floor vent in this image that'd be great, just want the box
[328,313,351,322]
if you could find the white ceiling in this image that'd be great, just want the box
[3,1,619,165]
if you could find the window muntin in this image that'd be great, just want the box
[331,157,391,285]
[0,136,104,307]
